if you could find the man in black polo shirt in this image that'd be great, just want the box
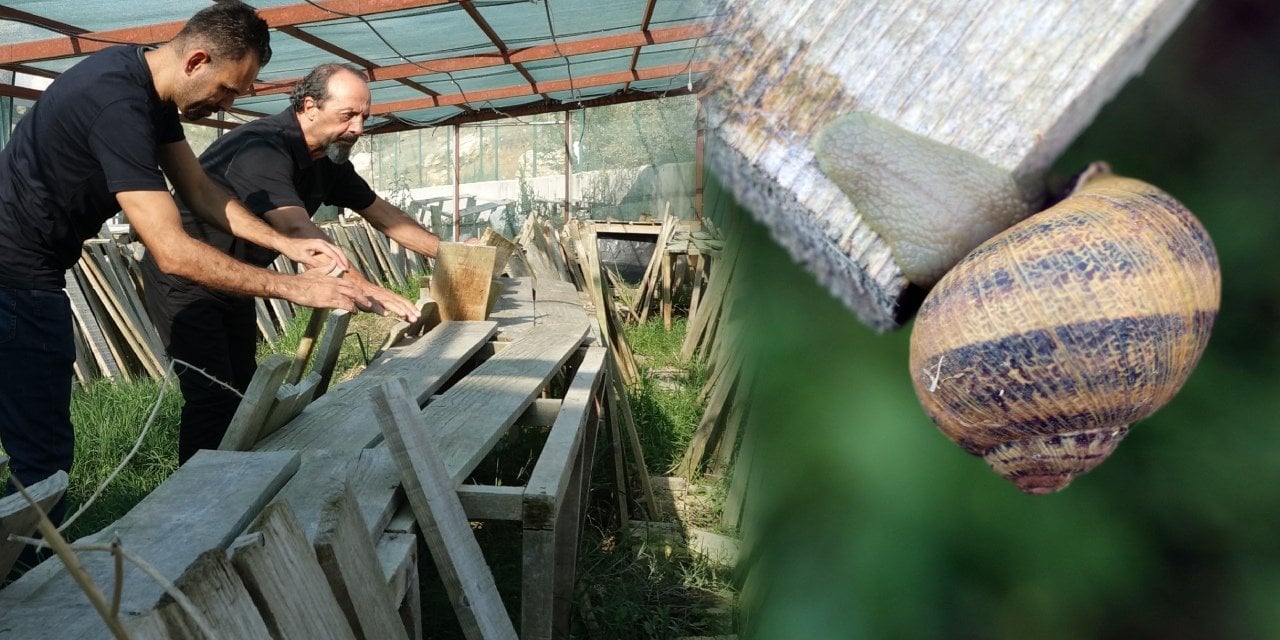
[0,3,380,521]
[141,63,443,463]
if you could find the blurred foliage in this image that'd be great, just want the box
[735,1,1280,638]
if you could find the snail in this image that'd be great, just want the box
[813,115,1220,493]
[906,162,1220,494]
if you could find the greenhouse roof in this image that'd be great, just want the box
[0,0,716,131]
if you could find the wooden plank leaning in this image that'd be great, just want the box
[432,243,498,321]
[314,482,409,640]
[122,548,273,640]
[373,379,518,640]
[0,471,68,579]
[0,450,300,638]
[229,501,357,640]
[217,353,292,452]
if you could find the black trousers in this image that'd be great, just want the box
[0,286,75,524]
[140,259,258,465]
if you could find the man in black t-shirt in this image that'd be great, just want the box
[140,63,442,463]
[0,3,396,522]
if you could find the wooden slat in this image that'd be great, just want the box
[432,243,498,321]
[122,549,273,640]
[229,502,358,640]
[65,270,121,380]
[425,324,588,485]
[373,379,518,640]
[312,309,353,397]
[315,483,409,640]
[218,354,292,452]
[376,530,422,640]
[705,0,1195,330]
[255,321,497,452]
[0,450,300,637]
[0,471,67,579]
[456,485,524,521]
[260,371,322,438]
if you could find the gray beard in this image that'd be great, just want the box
[325,143,352,164]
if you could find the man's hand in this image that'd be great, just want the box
[354,282,422,322]
[277,236,353,272]
[279,268,370,311]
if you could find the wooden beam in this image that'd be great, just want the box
[704,0,1196,331]
[371,60,714,115]
[373,379,518,640]
[0,0,452,64]
[246,22,712,98]
[314,483,409,640]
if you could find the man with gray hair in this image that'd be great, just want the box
[141,63,444,463]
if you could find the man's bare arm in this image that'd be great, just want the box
[117,190,366,311]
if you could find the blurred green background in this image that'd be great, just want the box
[734,1,1280,638]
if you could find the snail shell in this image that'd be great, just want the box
[908,167,1220,494]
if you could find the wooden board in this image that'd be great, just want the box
[312,309,353,396]
[373,379,518,640]
[314,483,409,640]
[0,450,300,637]
[705,0,1195,330]
[218,353,291,452]
[424,324,588,485]
[522,346,606,530]
[229,501,357,640]
[0,471,67,579]
[122,549,273,640]
[255,321,498,452]
[432,243,498,321]
[376,530,422,640]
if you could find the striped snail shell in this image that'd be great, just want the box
[907,163,1220,495]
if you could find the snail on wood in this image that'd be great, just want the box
[906,163,1220,494]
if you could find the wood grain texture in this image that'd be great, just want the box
[433,243,498,321]
[705,0,1195,330]
[0,450,299,638]
[424,324,588,485]
[230,502,357,640]
[122,549,273,640]
[314,483,409,640]
[374,379,518,640]
[0,471,67,578]
[523,346,606,530]
[255,321,497,452]
[219,353,291,452]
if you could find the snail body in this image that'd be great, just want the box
[908,168,1220,494]
[813,112,1034,287]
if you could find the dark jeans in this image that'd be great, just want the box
[0,286,75,524]
[141,260,258,464]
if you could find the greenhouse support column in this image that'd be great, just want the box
[694,97,705,222]
[563,113,571,223]
[453,124,461,242]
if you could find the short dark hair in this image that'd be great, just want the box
[290,63,369,112]
[174,1,272,67]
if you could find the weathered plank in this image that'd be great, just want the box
[122,549,273,640]
[376,529,421,640]
[432,243,498,321]
[374,379,518,640]
[260,371,322,438]
[0,471,67,579]
[523,346,607,530]
[521,348,605,639]
[218,353,291,452]
[0,450,300,637]
[425,324,588,485]
[255,321,497,452]
[315,483,409,640]
[705,0,1195,330]
[229,501,357,640]
[313,308,353,397]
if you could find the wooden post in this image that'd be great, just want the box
[704,0,1196,331]
[453,124,462,242]
[563,113,572,223]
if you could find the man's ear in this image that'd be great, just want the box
[303,95,318,121]
[184,49,212,76]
